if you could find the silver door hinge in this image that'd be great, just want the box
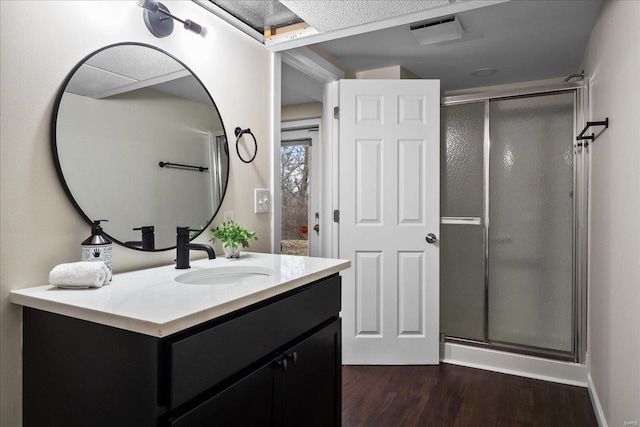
[333,209,340,223]
[333,107,340,120]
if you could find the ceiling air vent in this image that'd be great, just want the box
[410,15,464,45]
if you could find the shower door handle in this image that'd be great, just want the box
[425,233,437,244]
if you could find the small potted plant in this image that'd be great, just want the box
[210,220,258,258]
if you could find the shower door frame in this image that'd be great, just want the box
[441,81,589,363]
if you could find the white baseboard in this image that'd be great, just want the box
[441,342,588,387]
[587,372,608,427]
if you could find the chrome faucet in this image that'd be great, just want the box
[176,227,215,269]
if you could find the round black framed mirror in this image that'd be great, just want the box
[52,42,229,251]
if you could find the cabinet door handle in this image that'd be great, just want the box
[286,351,298,365]
[277,358,288,371]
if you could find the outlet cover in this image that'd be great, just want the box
[255,189,270,214]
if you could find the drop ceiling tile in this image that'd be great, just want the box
[86,45,184,81]
[65,65,137,97]
[280,0,451,32]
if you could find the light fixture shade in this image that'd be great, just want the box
[410,16,464,46]
[184,20,203,35]
[138,0,159,13]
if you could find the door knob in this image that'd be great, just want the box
[425,233,437,244]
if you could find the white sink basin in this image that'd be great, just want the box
[175,265,274,285]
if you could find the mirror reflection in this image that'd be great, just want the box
[53,43,228,251]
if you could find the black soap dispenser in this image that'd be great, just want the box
[81,220,113,279]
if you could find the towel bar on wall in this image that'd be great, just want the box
[158,161,208,172]
[576,118,608,147]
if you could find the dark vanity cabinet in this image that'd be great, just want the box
[23,274,342,427]
[168,319,341,427]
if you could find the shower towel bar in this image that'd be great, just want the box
[576,118,608,146]
[159,161,208,172]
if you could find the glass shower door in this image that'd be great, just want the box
[440,102,486,341]
[488,92,575,352]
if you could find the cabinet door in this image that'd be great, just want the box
[283,319,342,427]
[166,358,279,427]
[169,274,341,408]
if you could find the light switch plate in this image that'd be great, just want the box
[254,189,270,214]
[224,211,234,222]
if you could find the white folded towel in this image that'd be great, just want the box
[49,261,110,289]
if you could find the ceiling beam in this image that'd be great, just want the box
[265,22,311,39]
[282,47,345,83]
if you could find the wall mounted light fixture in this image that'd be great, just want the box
[138,0,205,38]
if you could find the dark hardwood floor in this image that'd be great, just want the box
[342,364,597,427]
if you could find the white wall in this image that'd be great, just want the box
[0,1,272,425]
[582,1,640,425]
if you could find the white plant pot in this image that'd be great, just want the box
[223,244,242,258]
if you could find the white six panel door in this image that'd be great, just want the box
[339,79,440,364]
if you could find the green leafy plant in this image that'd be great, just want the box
[210,220,258,250]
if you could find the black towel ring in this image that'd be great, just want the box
[234,127,257,164]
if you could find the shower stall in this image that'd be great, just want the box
[440,83,588,362]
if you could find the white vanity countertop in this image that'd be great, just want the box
[11,253,350,338]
